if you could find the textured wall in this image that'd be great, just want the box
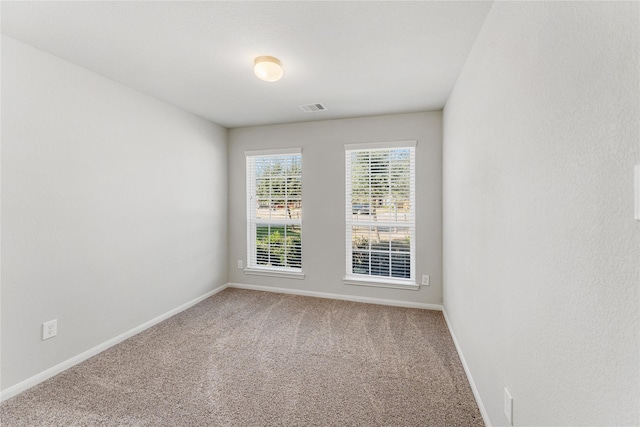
[228,113,442,305]
[443,2,639,426]
[1,36,228,390]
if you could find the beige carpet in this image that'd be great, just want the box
[0,288,483,426]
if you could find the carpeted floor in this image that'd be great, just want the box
[0,288,483,426]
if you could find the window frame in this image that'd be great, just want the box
[245,148,304,279]
[343,141,417,290]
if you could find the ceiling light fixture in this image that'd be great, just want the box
[254,56,283,82]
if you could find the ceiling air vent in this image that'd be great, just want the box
[299,103,327,113]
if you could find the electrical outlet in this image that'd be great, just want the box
[504,387,513,426]
[42,319,57,340]
[421,275,430,286]
[237,260,243,269]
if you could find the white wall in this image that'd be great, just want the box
[443,2,639,426]
[228,113,442,305]
[1,36,228,390]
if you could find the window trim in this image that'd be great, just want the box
[244,267,305,280]
[343,275,419,290]
[245,148,303,274]
[344,140,417,151]
[245,148,302,157]
[344,140,417,289]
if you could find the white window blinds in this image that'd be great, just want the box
[345,142,415,283]
[246,149,302,271]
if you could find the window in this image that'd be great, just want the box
[246,149,302,276]
[345,141,416,288]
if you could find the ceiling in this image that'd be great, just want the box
[1,1,493,128]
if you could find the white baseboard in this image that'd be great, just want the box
[442,308,491,427]
[0,283,229,402]
[227,282,443,311]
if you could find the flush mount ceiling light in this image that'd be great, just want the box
[254,56,283,82]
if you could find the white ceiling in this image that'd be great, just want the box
[1,1,493,128]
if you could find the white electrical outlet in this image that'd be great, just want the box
[504,387,513,426]
[42,319,57,340]
[237,260,243,269]
[421,275,430,286]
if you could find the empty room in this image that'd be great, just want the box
[1,1,638,426]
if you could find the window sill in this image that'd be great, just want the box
[244,268,305,280]
[343,275,419,290]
